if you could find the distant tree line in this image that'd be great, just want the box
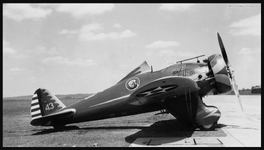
[227,87,261,95]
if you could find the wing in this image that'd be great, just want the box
[127,76,200,105]
[30,108,76,126]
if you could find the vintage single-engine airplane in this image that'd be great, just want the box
[30,33,243,130]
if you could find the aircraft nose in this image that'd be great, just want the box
[208,54,232,95]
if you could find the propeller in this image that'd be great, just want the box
[217,33,244,112]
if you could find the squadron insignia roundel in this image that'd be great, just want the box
[125,77,140,91]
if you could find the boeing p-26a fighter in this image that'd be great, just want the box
[30,33,242,130]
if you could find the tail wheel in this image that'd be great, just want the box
[198,122,217,131]
[53,124,66,130]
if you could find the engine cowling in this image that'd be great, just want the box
[208,54,232,95]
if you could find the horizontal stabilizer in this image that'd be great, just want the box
[30,108,76,126]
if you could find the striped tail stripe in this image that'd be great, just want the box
[30,93,42,120]
[32,94,38,99]
[31,105,40,110]
[31,99,39,105]
[31,110,41,115]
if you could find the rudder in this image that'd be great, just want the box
[30,88,66,120]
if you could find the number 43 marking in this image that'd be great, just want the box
[46,103,54,110]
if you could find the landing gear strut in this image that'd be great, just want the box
[195,96,221,131]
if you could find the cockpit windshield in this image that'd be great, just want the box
[117,61,151,83]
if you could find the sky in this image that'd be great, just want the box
[3,3,261,97]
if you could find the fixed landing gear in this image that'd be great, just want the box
[195,96,221,131]
[53,124,65,130]
[160,91,220,131]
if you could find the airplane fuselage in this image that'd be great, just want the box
[61,62,212,125]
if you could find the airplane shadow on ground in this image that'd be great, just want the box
[124,119,196,145]
[124,120,229,145]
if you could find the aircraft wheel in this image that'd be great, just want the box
[53,124,66,130]
[198,122,217,131]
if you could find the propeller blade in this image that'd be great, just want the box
[231,74,244,112]
[217,33,230,66]
[217,33,243,112]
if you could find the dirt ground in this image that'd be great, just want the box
[3,95,258,147]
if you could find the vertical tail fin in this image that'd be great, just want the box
[30,88,66,120]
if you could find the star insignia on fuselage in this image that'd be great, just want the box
[137,85,178,97]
